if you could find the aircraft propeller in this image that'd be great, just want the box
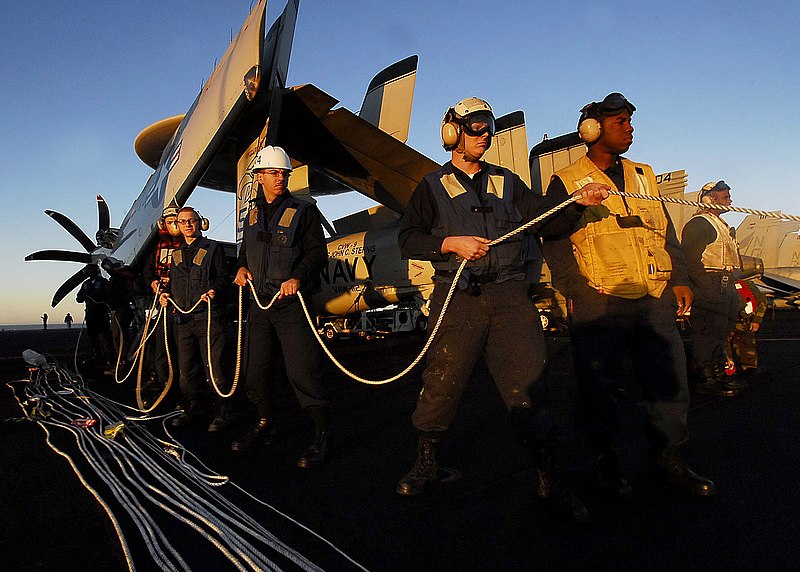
[25,195,119,307]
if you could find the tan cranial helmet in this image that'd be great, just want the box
[441,97,495,151]
[700,180,730,204]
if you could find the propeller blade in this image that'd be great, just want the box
[97,195,110,231]
[25,250,93,264]
[52,266,91,307]
[45,210,97,253]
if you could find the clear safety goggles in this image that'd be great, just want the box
[461,112,496,137]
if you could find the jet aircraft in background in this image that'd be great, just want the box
[736,216,800,306]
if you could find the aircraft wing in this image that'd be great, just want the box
[113,0,281,267]
[275,83,438,214]
[761,272,800,294]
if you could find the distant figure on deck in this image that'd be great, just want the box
[41,313,48,330]
[727,279,768,375]
[76,271,115,371]
[681,180,743,397]
[64,313,73,329]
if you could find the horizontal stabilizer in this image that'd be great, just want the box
[333,206,400,236]
[761,272,800,294]
[277,83,438,213]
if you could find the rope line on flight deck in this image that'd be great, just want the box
[609,190,800,222]
[10,361,361,571]
[74,289,175,414]
[165,294,242,400]
[247,195,584,386]
[116,190,800,391]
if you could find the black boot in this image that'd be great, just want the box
[695,366,738,397]
[297,430,331,468]
[297,406,331,468]
[171,404,209,428]
[595,447,634,501]
[649,448,716,496]
[397,437,440,496]
[717,364,748,389]
[231,418,276,452]
[533,448,589,523]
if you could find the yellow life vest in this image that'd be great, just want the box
[554,155,672,299]
[689,211,741,271]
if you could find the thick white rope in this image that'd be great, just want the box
[611,190,800,222]
[248,195,583,386]
[165,296,238,399]
[12,362,362,571]
[113,289,163,384]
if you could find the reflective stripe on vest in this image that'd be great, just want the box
[427,165,524,282]
[170,239,219,310]
[243,196,310,293]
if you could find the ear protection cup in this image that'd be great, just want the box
[441,109,461,151]
[577,102,602,144]
[178,208,210,231]
[578,117,602,144]
[700,182,718,205]
[158,217,182,236]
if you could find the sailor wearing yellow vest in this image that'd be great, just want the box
[681,181,743,396]
[541,93,716,498]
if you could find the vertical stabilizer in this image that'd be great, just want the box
[482,111,531,187]
[359,56,418,143]
[263,0,299,90]
[528,132,585,195]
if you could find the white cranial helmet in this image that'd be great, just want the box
[253,145,292,171]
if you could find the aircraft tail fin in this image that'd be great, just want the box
[654,170,690,230]
[263,0,299,90]
[528,132,585,194]
[358,56,418,143]
[482,111,531,187]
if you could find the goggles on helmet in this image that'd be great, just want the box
[460,112,496,137]
[596,92,636,116]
